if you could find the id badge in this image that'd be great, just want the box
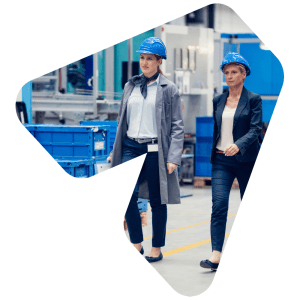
[147,144,158,152]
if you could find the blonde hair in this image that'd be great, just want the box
[223,62,246,74]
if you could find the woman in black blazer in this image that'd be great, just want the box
[200,53,262,271]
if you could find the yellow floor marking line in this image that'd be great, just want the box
[144,214,236,240]
[162,233,230,257]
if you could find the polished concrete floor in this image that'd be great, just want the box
[125,185,241,297]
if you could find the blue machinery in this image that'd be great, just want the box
[20,28,283,183]
[28,29,155,122]
[217,33,283,123]
[22,29,283,125]
[21,81,32,123]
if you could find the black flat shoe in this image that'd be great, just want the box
[140,247,144,255]
[145,252,163,263]
[200,259,219,271]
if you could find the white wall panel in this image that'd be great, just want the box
[214,4,253,33]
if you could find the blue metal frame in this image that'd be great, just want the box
[22,81,32,123]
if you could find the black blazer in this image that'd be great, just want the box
[210,86,262,163]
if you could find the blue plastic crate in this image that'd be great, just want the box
[24,124,110,162]
[26,126,35,136]
[56,158,96,178]
[195,157,212,177]
[195,137,213,158]
[80,120,117,152]
[196,117,214,137]
[137,198,148,213]
[94,161,111,174]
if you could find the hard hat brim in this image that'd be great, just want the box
[136,50,166,60]
[220,63,251,76]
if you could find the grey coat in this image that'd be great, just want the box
[111,75,184,204]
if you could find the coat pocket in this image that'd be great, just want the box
[165,134,171,147]
[161,134,170,161]
[162,101,171,120]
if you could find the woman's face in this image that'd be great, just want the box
[224,64,246,88]
[140,54,161,78]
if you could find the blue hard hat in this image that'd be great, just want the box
[220,52,251,76]
[136,37,167,59]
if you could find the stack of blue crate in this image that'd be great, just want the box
[195,117,214,177]
[80,120,117,153]
[80,120,148,212]
[80,120,117,175]
[24,124,110,178]
[57,158,96,178]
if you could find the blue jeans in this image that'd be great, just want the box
[122,137,167,247]
[211,153,255,252]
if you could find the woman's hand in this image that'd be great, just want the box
[107,156,112,162]
[224,144,239,156]
[167,162,178,174]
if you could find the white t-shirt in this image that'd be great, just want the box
[216,105,237,151]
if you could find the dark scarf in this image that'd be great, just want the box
[129,72,159,99]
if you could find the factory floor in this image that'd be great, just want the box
[125,185,241,297]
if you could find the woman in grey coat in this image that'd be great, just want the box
[108,37,184,262]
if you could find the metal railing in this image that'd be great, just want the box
[74,89,123,99]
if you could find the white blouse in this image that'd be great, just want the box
[216,105,237,151]
[126,76,159,138]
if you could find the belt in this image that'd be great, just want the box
[216,149,224,154]
[128,136,158,144]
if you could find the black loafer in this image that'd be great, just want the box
[140,247,144,255]
[200,259,219,270]
[145,252,163,263]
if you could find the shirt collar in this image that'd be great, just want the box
[147,74,160,87]
[135,73,160,87]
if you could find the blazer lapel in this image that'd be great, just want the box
[233,86,248,129]
[215,91,228,131]
[156,75,168,100]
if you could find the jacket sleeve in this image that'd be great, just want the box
[234,95,263,155]
[212,97,219,146]
[167,88,184,166]
[110,87,126,158]
[117,86,126,126]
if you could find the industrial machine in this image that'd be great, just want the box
[154,25,215,183]
[18,26,283,184]
[214,33,283,123]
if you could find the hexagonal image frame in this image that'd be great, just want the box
[15,3,284,297]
